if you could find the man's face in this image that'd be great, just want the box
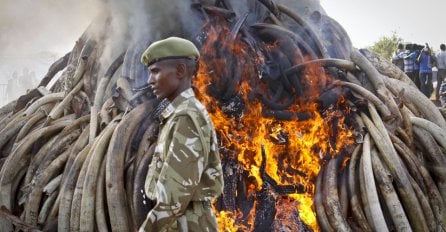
[147,60,181,101]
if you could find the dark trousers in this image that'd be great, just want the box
[436,69,446,99]
[419,72,433,98]
[413,71,421,89]
[405,72,419,88]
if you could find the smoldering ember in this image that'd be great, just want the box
[0,0,446,231]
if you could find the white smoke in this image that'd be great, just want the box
[0,0,103,106]
[0,0,330,107]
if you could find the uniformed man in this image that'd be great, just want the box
[139,37,224,232]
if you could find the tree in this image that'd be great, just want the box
[368,31,403,60]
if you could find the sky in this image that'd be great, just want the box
[320,0,446,51]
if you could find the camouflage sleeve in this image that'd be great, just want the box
[140,114,206,231]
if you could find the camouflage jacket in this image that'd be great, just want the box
[141,88,223,231]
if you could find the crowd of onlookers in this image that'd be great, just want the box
[392,43,446,106]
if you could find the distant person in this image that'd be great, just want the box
[19,68,36,93]
[439,81,446,107]
[417,45,434,97]
[391,43,405,71]
[405,44,423,88]
[412,44,422,88]
[436,44,446,100]
[6,71,19,101]
[403,44,416,84]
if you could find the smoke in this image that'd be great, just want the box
[96,0,151,68]
[0,0,103,57]
[0,0,205,99]
[0,0,326,60]
[0,0,334,106]
[0,0,103,105]
[94,0,206,79]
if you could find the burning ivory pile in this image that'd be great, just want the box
[0,0,446,231]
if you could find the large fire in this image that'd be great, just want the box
[193,19,354,231]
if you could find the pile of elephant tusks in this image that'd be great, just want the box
[0,0,445,231]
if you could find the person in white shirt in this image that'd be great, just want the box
[392,43,405,71]
[436,44,446,100]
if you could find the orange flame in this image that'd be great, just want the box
[216,210,249,232]
[193,19,354,231]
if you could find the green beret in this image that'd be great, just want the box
[141,37,200,66]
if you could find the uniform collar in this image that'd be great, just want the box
[160,88,195,120]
